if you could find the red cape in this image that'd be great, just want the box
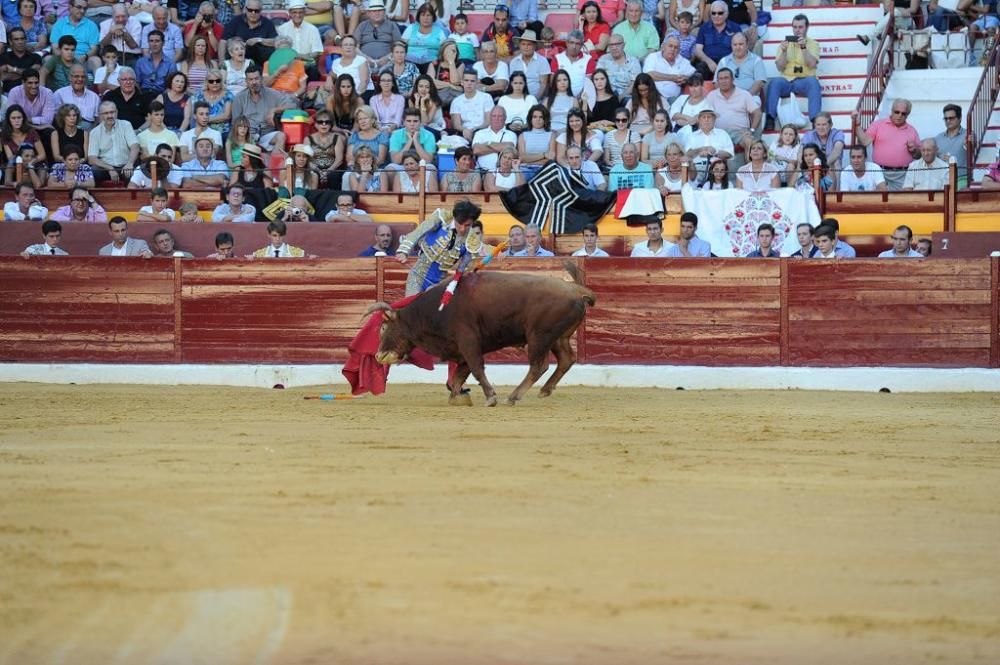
[342,294,437,396]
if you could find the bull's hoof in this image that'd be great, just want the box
[449,393,473,407]
[485,394,498,407]
[539,388,553,398]
[504,396,518,406]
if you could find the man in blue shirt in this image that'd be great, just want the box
[49,0,101,66]
[692,0,741,80]
[666,212,712,257]
[609,143,655,191]
[134,29,175,99]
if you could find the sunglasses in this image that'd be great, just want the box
[315,119,331,124]
[245,6,260,12]
[207,78,221,83]
[615,118,628,123]
[711,10,725,15]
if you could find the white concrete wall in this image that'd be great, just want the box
[2,363,998,393]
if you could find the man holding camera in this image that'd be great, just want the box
[765,13,821,129]
[184,2,224,60]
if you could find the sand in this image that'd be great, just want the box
[1,382,999,665]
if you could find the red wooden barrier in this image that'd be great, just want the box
[1,257,998,369]
[179,259,378,363]
[0,257,176,362]
[584,259,782,365]
[785,259,994,367]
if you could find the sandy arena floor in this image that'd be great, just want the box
[0,382,999,665]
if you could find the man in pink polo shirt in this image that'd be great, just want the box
[851,98,920,191]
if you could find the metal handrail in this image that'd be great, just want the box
[851,14,895,142]
[965,39,1000,183]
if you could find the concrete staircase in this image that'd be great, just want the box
[762,4,885,132]
[973,96,1000,184]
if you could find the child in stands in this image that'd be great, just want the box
[769,124,801,185]
[137,187,177,223]
[178,201,202,223]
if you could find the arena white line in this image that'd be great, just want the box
[1,363,999,393]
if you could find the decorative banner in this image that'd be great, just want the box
[501,162,616,234]
[680,186,822,257]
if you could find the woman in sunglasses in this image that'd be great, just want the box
[602,107,639,170]
[193,68,233,138]
[304,110,345,188]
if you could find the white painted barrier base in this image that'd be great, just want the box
[1,363,999,393]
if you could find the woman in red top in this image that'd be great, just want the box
[578,0,624,25]
[579,1,610,71]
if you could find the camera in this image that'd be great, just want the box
[289,207,303,218]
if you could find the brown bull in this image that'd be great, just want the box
[364,263,596,406]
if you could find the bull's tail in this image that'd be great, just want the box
[563,261,596,308]
[563,260,584,286]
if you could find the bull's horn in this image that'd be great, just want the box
[361,302,394,322]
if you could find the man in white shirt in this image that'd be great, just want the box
[878,224,924,258]
[98,3,143,66]
[512,224,555,257]
[179,101,223,162]
[704,67,760,154]
[572,223,611,257]
[564,145,606,190]
[508,30,550,98]
[450,70,495,142]
[21,220,69,257]
[902,138,949,191]
[3,182,48,221]
[472,106,517,172]
[840,145,887,192]
[179,136,228,188]
[630,219,673,256]
[276,0,322,63]
[552,30,589,97]
[643,36,695,105]
[683,108,734,174]
[210,184,257,223]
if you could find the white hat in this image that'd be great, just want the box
[368,0,386,9]
[288,0,306,8]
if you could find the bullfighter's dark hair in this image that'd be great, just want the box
[215,232,234,247]
[267,220,287,236]
[680,211,699,228]
[822,217,840,232]
[583,223,599,235]
[453,199,481,223]
[42,219,62,235]
[757,223,775,235]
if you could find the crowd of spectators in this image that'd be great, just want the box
[0,0,972,260]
